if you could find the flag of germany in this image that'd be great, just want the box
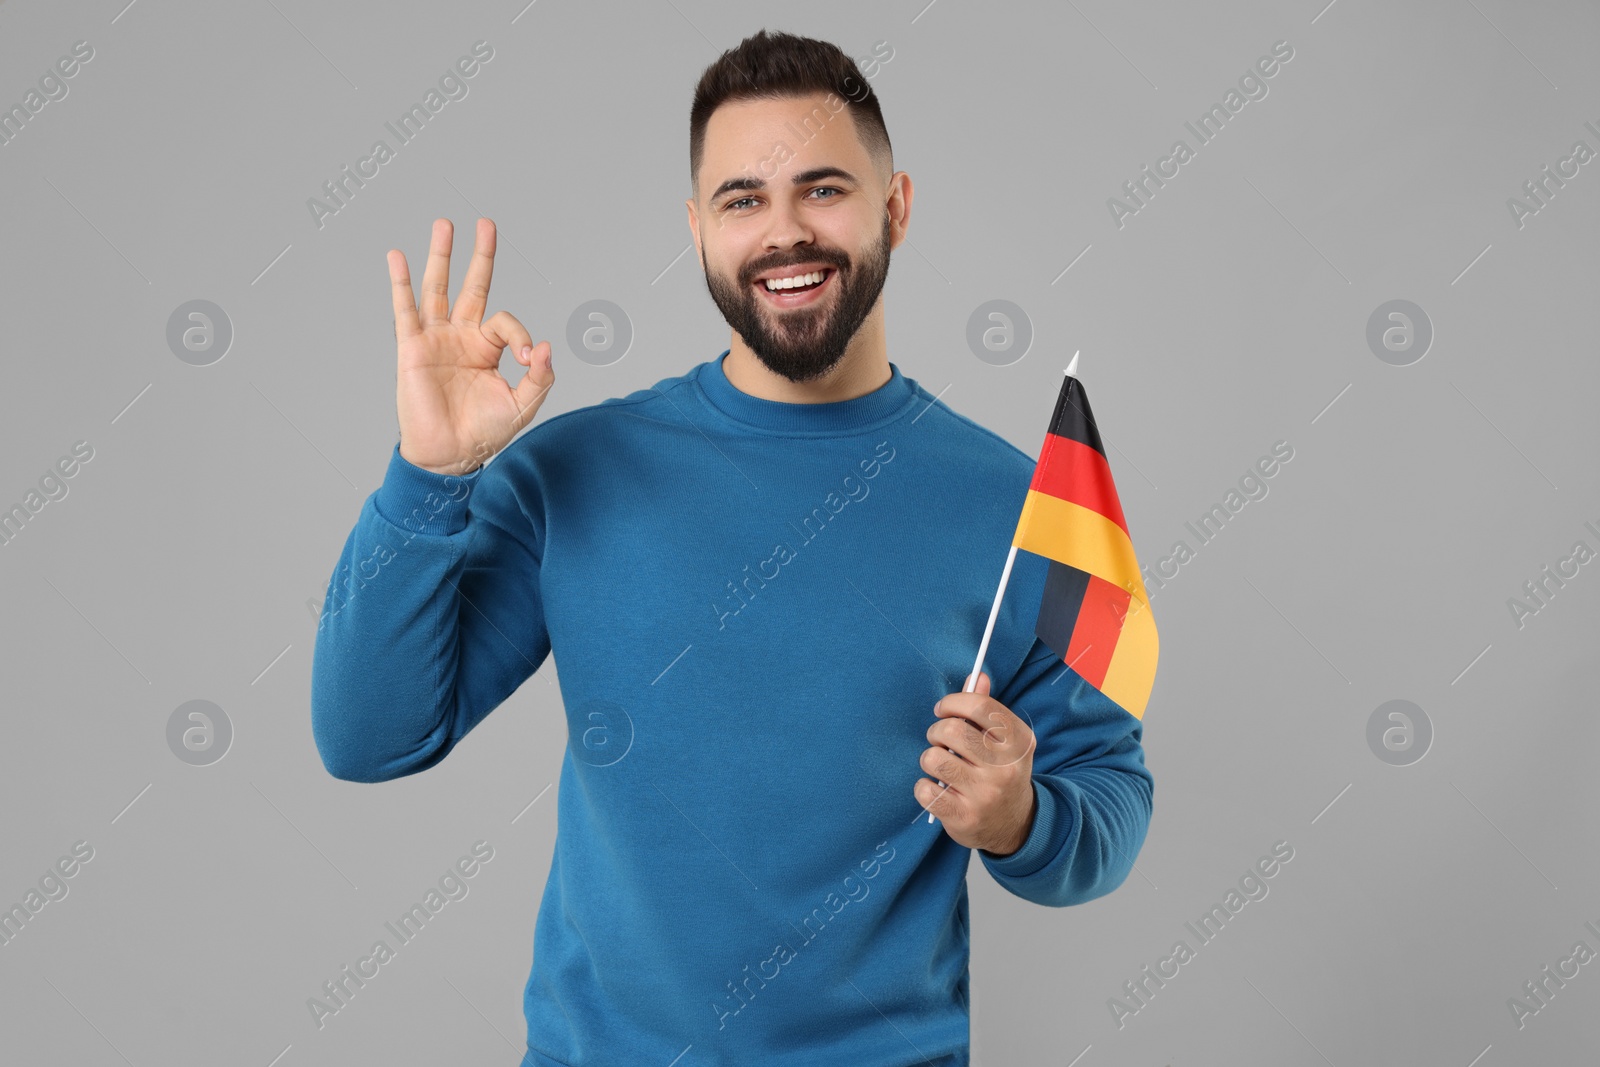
[1012,367,1159,720]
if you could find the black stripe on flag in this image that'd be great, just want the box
[1035,558,1090,662]
[1046,375,1106,458]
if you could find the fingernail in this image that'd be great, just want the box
[520,345,531,361]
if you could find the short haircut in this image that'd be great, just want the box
[688,29,893,200]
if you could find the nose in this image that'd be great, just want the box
[757,195,817,254]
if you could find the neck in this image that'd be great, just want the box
[723,312,890,403]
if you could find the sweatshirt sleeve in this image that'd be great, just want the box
[976,636,1154,908]
[310,440,551,783]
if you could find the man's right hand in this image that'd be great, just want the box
[390,217,555,476]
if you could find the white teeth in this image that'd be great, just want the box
[763,270,826,291]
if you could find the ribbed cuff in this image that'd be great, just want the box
[981,779,1059,879]
[373,442,481,536]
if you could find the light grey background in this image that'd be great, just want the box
[2,0,1597,1064]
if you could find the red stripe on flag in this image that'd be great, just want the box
[1029,433,1129,537]
[1063,573,1133,688]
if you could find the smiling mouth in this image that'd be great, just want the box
[754,268,836,308]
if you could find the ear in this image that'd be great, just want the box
[886,170,913,249]
[684,198,702,260]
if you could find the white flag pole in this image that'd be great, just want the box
[930,352,1080,825]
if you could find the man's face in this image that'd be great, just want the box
[690,93,895,383]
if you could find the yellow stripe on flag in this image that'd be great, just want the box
[1100,591,1159,720]
[1012,489,1151,608]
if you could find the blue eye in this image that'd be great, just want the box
[726,187,843,212]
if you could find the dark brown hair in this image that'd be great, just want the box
[689,29,892,200]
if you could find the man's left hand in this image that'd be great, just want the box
[916,671,1038,856]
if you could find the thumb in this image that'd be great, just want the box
[511,342,555,423]
[965,671,991,695]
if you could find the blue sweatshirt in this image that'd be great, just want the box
[310,350,1154,1067]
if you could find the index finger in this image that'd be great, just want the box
[933,693,1003,732]
[935,688,1029,736]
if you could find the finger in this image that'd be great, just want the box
[978,707,1013,749]
[936,702,1027,764]
[975,706,1035,768]
[482,311,553,416]
[481,310,535,365]
[510,342,555,422]
[964,670,991,695]
[927,717,986,763]
[920,744,970,787]
[418,217,454,325]
[451,217,496,327]
[934,689,996,729]
[947,719,1019,769]
[388,249,420,341]
[916,777,962,819]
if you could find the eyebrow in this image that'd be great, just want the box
[709,166,860,207]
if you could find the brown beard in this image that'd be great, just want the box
[701,213,893,384]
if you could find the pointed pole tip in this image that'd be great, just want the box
[1065,350,1080,378]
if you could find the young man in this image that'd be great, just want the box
[311,28,1153,1067]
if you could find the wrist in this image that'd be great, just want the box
[984,786,1038,858]
[398,441,482,478]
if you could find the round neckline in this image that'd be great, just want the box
[694,349,919,437]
